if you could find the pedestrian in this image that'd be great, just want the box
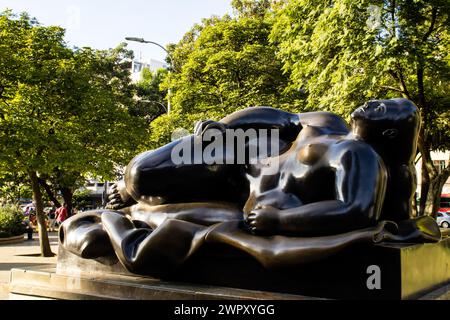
[55,203,68,228]
[22,218,33,240]
[48,207,57,231]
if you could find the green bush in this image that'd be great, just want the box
[72,189,93,210]
[0,205,25,238]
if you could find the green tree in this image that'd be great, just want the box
[0,172,32,204]
[231,0,273,17]
[271,0,450,216]
[131,67,169,123]
[72,189,93,211]
[35,43,147,215]
[153,1,302,147]
[0,11,148,255]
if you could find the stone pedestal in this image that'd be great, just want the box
[8,266,312,300]
[8,237,450,300]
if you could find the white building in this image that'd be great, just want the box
[78,180,114,209]
[130,58,168,83]
[416,151,450,194]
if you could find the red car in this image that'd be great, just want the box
[438,194,450,214]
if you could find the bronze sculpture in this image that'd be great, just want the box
[60,98,441,277]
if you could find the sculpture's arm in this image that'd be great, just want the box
[248,141,387,236]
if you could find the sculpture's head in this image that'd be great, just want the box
[350,98,420,163]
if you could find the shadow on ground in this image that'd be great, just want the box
[0,263,54,271]
[15,253,45,257]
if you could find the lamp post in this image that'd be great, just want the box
[125,37,174,114]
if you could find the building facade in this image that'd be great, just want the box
[130,58,168,82]
[416,151,450,194]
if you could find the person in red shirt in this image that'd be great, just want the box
[56,203,68,225]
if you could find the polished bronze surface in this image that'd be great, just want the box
[60,98,442,278]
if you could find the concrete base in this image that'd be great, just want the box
[8,266,313,300]
[53,237,450,300]
[0,235,25,245]
[8,237,450,300]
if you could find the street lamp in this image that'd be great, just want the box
[125,37,175,114]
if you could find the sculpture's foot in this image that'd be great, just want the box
[105,180,137,210]
[380,216,442,243]
[59,210,123,259]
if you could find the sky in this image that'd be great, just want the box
[1,0,233,62]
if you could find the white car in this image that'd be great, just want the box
[436,212,450,228]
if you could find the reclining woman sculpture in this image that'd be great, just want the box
[60,98,440,276]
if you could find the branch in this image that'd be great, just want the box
[415,153,422,165]
[417,135,438,179]
[391,0,396,37]
[423,7,438,42]
[37,177,61,208]
[396,62,411,99]
[417,62,426,108]
[443,153,450,177]
[443,165,450,179]
[381,85,405,94]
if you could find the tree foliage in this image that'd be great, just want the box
[0,11,146,179]
[154,1,302,145]
[131,67,169,123]
[0,10,149,254]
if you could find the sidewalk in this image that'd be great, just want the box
[0,232,59,299]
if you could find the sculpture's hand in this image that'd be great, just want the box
[194,120,228,137]
[105,181,137,210]
[246,205,280,235]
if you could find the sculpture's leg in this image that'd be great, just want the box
[129,202,243,229]
[205,220,395,269]
[102,212,212,277]
[59,210,126,259]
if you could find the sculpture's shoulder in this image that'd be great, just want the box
[328,137,385,168]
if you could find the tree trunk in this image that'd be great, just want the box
[419,159,430,216]
[411,195,418,218]
[424,171,450,217]
[61,187,73,217]
[28,171,54,257]
[38,178,61,208]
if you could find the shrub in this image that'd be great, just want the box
[0,205,26,238]
[72,189,93,210]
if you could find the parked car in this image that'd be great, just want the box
[438,194,450,213]
[437,194,450,228]
[436,212,450,228]
[437,212,450,228]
